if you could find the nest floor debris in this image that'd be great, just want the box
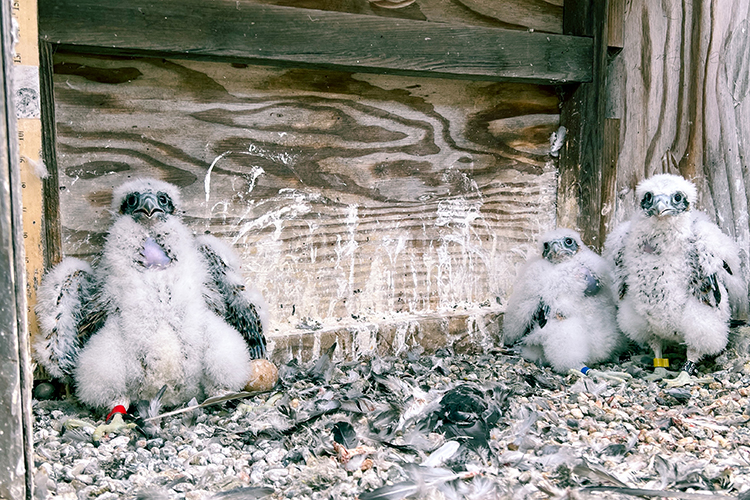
[32,328,750,500]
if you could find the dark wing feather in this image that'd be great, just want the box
[723,261,733,276]
[614,248,628,299]
[523,300,549,336]
[602,221,630,301]
[35,259,104,380]
[687,247,721,308]
[77,286,110,346]
[689,272,721,307]
[199,240,267,359]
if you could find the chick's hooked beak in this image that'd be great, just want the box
[546,241,564,258]
[649,194,674,217]
[543,238,578,263]
[641,190,688,218]
[134,193,163,218]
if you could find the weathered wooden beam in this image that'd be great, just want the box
[607,0,624,49]
[39,41,63,268]
[599,118,620,240]
[557,0,609,249]
[0,0,32,497]
[38,0,593,84]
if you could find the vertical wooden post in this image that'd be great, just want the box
[557,0,610,250]
[1,0,33,497]
[607,0,624,50]
[600,117,620,240]
[39,40,62,268]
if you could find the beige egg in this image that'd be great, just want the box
[244,358,279,392]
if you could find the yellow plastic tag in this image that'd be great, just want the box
[653,358,669,368]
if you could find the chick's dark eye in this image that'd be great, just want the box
[673,193,682,203]
[158,194,168,205]
[643,192,652,203]
[543,243,550,250]
[127,194,138,206]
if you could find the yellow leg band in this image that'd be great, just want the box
[653,358,669,368]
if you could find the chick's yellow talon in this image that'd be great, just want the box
[92,413,136,442]
[663,370,713,388]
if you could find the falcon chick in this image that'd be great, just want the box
[603,173,747,384]
[35,178,268,430]
[504,228,625,376]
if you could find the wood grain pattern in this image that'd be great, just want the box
[253,0,564,33]
[599,117,619,243]
[270,308,502,364]
[607,0,624,49]
[38,0,591,84]
[453,0,562,32]
[51,53,560,336]
[608,0,750,291]
[40,41,63,268]
[557,0,609,249]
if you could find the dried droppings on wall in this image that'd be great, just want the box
[53,54,559,338]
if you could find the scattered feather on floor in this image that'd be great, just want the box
[31,330,750,499]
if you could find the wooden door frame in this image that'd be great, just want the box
[557,0,618,250]
[1,0,34,496]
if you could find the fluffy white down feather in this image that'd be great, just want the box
[603,173,747,364]
[36,178,265,411]
[76,206,251,409]
[504,228,624,373]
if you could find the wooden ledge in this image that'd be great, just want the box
[267,307,504,364]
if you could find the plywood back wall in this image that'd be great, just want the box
[53,54,559,333]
